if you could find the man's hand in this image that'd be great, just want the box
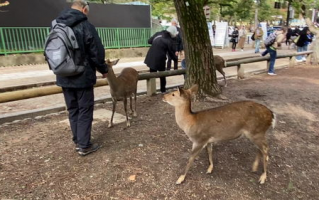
[102,73,108,78]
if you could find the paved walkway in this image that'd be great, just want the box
[0,45,300,122]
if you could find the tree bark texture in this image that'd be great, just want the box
[174,0,222,97]
[305,18,319,65]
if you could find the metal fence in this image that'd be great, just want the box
[0,26,163,55]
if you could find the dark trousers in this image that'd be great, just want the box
[232,42,237,49]
[166,54,178,70]
[62,87,94,149]
[262,47,277,73]
[150,68,166,93]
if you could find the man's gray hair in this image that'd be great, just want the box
[72,0,89,10]
[171,18,178,24]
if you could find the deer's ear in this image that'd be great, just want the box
[188,84,199,95]
[113,59,120,66]
[178,87,187,96]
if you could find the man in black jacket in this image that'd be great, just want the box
[144,26,178,93]
[54,0,108,156]
[166,19,183,70]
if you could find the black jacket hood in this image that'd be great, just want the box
[56,8,87,27]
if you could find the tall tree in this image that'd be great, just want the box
[174,0,222,97]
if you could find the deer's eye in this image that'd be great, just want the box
[172,93,175,96]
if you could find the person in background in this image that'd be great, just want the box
[254,24,264,53]
[52,0,108,156]
[296,27,312,62]
[144,26,178,93]
[166,19,183,70]
[238,26,247,51]
[231,27,239,52]
[261,27,287,75]
[286,26,293,49]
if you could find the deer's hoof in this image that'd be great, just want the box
[176,175,185,185]
[108,122,113,128]
[259,173,267,184]
[206,165,213,174]
[126,121,131,127]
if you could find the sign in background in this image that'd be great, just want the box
[214,22,228,48]
[0,0,151,27]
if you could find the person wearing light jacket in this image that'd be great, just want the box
[261,27,287,75]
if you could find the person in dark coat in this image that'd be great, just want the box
[286,26,293,47]
[231,27,239,52]
[296,27,312,62]
[53,0,108,156]
[166,19,183,70]
[144,26,178,93]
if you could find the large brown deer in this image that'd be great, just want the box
[105,59,138,128]
[163,85,276,185]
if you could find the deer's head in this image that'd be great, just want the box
[106,59,120,71]
[163,84,198,106]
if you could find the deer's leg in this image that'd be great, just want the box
[252,151,262,172]
[206,143,214,174]
[176,143,204,185]
[129,96,133,115]
[123,97,130,127]
[249,135,269,184]
[223,74,227,87]
[133,91,137,117]
[108,98,117,128]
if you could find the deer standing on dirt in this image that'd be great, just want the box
[105,59,138,127]
[214,55,227,87]
[163,85,276,184]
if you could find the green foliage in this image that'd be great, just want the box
[151,1,176,20]
[258,0,282,22]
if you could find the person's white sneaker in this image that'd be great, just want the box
[296,59,303,63]
[267,72,277,76]
[241,49,244,52]
[302,57,307,61]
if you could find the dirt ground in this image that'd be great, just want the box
[1,65,319,200]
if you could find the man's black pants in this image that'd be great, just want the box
[166,54,178,70]
[62,87,94,149]
[150,68,166,93]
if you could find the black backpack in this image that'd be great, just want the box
[44,20,84,77]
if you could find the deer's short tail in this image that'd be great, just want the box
[271,112,277,129]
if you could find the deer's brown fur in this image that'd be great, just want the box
[163,85,276,184]
[105,59,138,127]
[214,55,227,87]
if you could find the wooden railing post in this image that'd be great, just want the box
[146,78,156,96]
[237,64,245,79]
[289,56,294,67]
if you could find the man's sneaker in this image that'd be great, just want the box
[296,59,303,63]
[267,72,277,76]
[75,144,80,152]
[302,57,307,61]
[78,143,100,156]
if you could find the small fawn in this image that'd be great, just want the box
[163,85,276,184]
[105,59,138,127]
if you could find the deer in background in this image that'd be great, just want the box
[163,85,276,185]
[214,55,227,87]
[105,59,138,128]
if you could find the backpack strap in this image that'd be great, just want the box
[51,20,58,29]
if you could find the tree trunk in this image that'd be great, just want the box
[173,0,222,98]
[305,18,319,65]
